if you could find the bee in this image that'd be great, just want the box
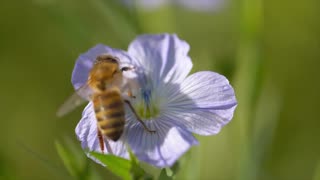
[57,54,155,153]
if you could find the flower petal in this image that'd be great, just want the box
[125,115,198,167]
[164,107,236,135]
[165,71,237,135]
[75,103,129,164]
[72,44,134,90]
[127,34,192,87]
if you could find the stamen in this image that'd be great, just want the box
[136,88,159,120]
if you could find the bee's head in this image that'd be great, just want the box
[95,54,119,65]
[93,54,120,76]
[88,54,122,91]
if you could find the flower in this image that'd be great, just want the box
[121,0,224,12]
[73,34,237,167]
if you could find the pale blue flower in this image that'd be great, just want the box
[74,34,237,167]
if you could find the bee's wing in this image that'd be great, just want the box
[56,85,93,117]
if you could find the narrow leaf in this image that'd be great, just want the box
[90,152,132,180]
[158,169,172,180]
[55,140,78,177]
[92,0,138,46]
[169,162,180,177]
[18,140,69,179]
[128,150,153,180]
[313,160,320,180]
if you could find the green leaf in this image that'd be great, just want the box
[313,160,320,180]
[90,151,154,180]
[18,140,70,179]
[129,149,139,166]
[158,162,180,180]
[169,162,180,177]
[55,139,106,180]
[158,169,172,180]
[91,0,139,46]
[90,152,132,180]
[55,138,93,179]
[55,140,78,177]
[129,150,153,180]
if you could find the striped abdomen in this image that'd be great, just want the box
[93,88,125,141]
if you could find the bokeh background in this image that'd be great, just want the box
[1,0,319,179]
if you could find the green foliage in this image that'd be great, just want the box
[158,162,180,180]
[90,152,131,180]
[18,140,70,179]
[91,0,140,46]
[55,140,81,177]
[1,0,320,179]
[90,151,153,180]
[55,139,103,180]
[313,160,320,180]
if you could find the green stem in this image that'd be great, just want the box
[233,0,263,179]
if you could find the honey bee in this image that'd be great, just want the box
[57,54,155,153]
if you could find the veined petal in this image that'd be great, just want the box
[75,103,129,164]
[127,34,192,87]
[165,71,237,135]
[125,115,198,167]
[164,107,236,135]
[72,44,134,90]
[168,71,237,109]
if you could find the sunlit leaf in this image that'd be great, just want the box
[313,160,320,180]
[170,162,180,177]
[91,0,139,46]
[55,138,99,180]
[158,169,172,180]
[18,140,69,179]
[128,150,154,180]
[90,151,154,180]
[158,162,180,180]
[55,140,79,177]
[90,152,132,180]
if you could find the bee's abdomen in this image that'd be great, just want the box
[93,89,125,141]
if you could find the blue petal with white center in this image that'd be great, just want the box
[72,34,237,168]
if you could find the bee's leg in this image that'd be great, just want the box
[127,88,136,99]
[98,128,114,154]
[124,100,156,133]
[97,128,104,153]
[121,81,136,99]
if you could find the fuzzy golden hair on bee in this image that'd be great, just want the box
[95,54,120,65]
[88,54,122,92]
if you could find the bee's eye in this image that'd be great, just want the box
[121,67,131,72]
[106,57,118,63]
[96,54,119,64]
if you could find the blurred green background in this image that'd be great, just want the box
[1,0,319,179]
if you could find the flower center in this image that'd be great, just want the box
[135,88,160,120]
